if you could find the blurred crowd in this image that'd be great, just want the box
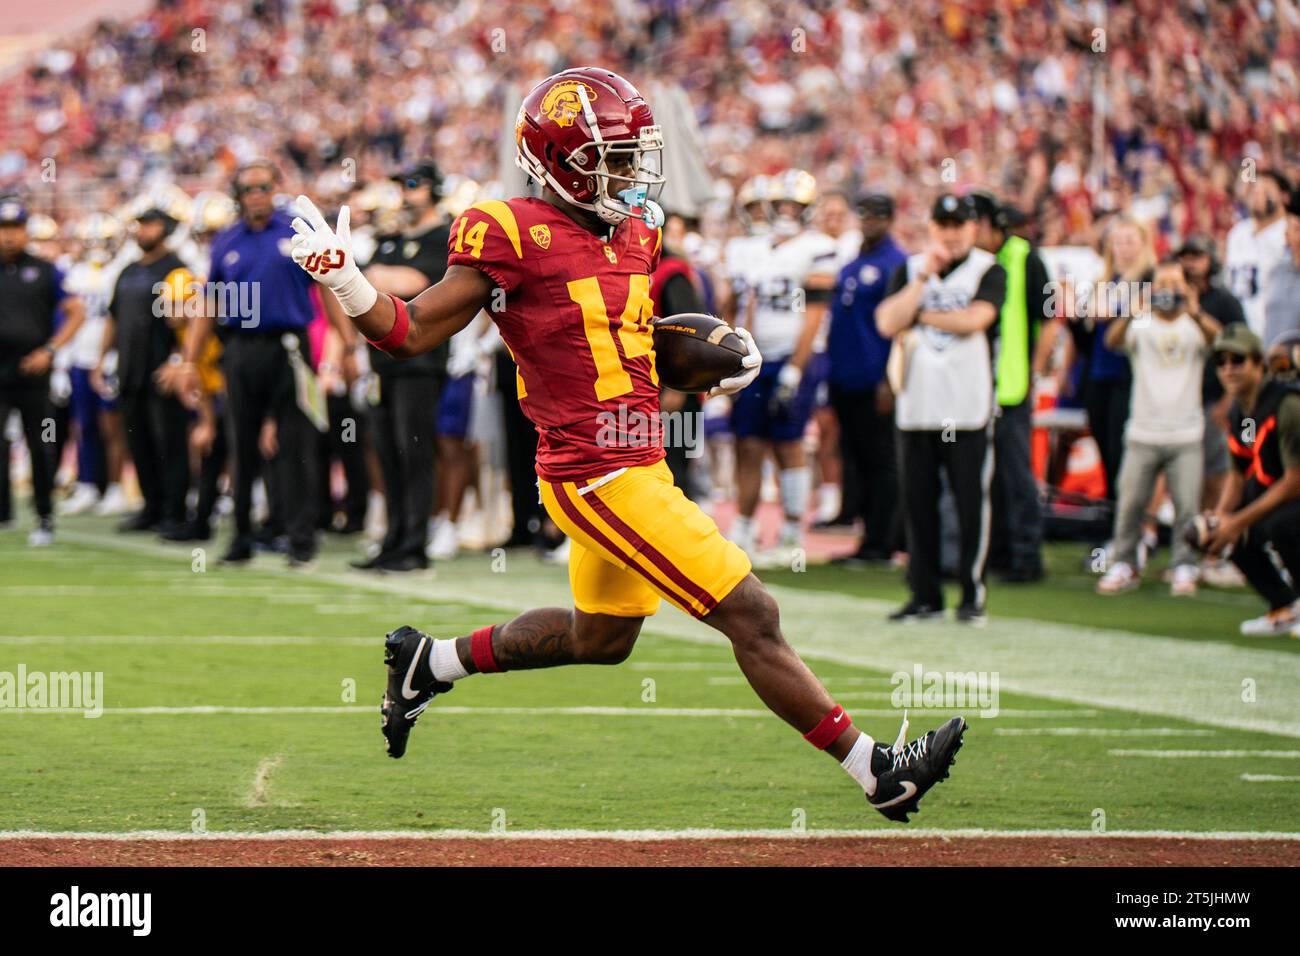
[3,0,1299,247]
[2,0,1300,636]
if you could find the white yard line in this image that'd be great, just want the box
[1,827,1297,842]
[995,728,1216,736]
[0,635,378,646]
[1109,749,1300,758]
[1240,774,1300,782]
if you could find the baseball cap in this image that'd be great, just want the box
[855,192,895,219]
[931,193,975,224]
[0,197,28,225]
[394,160,442,194]
[997,203,1027,231]
[1212,323,1263,359]
[135,207,176,226]
[1175,235,1216,258]
[967,190,999,222]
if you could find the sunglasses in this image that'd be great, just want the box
[403,177,430,190]
[236,182,274,195]
[1215,353,1248,368]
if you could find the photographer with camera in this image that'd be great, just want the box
[1199,325,1300,637]
[1095,259,1220,597]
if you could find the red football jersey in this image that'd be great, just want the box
[447,197,666,482]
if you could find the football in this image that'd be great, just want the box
[1184,512,1232,557]
[652,313,748,392]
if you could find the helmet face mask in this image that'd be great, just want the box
[516,68,666,227]
[768,169,817,238]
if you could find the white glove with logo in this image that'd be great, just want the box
[289,195,379,317]
[710,326,762,397]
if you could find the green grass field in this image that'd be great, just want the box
[2,517,1298,836]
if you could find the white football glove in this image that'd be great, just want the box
[289,195,378,317]
[773,361,802,406]
[710,326,762,397]
[445,343,481,379]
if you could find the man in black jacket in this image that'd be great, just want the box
[101,208,192,535]
[351,161,450,572]
[0,198,84,545]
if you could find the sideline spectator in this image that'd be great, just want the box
[877,193,1006,625]
[178,161,353,567]
[1096,260,1220,597]
[1261,189,1300,350]
[1206,325,1300,637]
[101,208,193,536]
[352,161,450,573]
[1068,215,1156,501]
[1225,171,1290,339]
[828,192,906,564]
[0,198,84,545]
[972,191,1051,583]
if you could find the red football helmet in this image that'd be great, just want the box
[515,67,665,226]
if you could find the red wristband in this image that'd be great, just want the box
[803,704,852,750]
[367,294,411,353]
[470,626,500,674]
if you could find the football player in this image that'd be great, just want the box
[289,67,964,822]
[728,169,841,567]
[62,213,131,518]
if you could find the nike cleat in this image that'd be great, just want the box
[868,713,966,823]
[381,625,454,759]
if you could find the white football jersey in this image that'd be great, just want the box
[1224,216,1287,337]
[61,258,122,370]
[737,230,840,360]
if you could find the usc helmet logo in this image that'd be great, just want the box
[540,80,597,128]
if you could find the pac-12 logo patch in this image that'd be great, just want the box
[529,224,551,250]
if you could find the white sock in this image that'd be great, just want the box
[780,517,802,549]
[779,466,811,526]
[430,638,469,682]
[840,732,879,796]
[731,514,755,552]
[817,483,840,522]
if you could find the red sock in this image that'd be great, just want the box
[803,704,852,750]
[470,625,501,674]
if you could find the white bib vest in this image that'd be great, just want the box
[895,248,997,431]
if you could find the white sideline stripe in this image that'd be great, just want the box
[0,635,380,646]
[0,705,1099,718]
[1110,749,1300,759]
[995,728,1216,737]
[1240,774,1300,782]
[1,827,1297,842]
[708,675,883,686]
